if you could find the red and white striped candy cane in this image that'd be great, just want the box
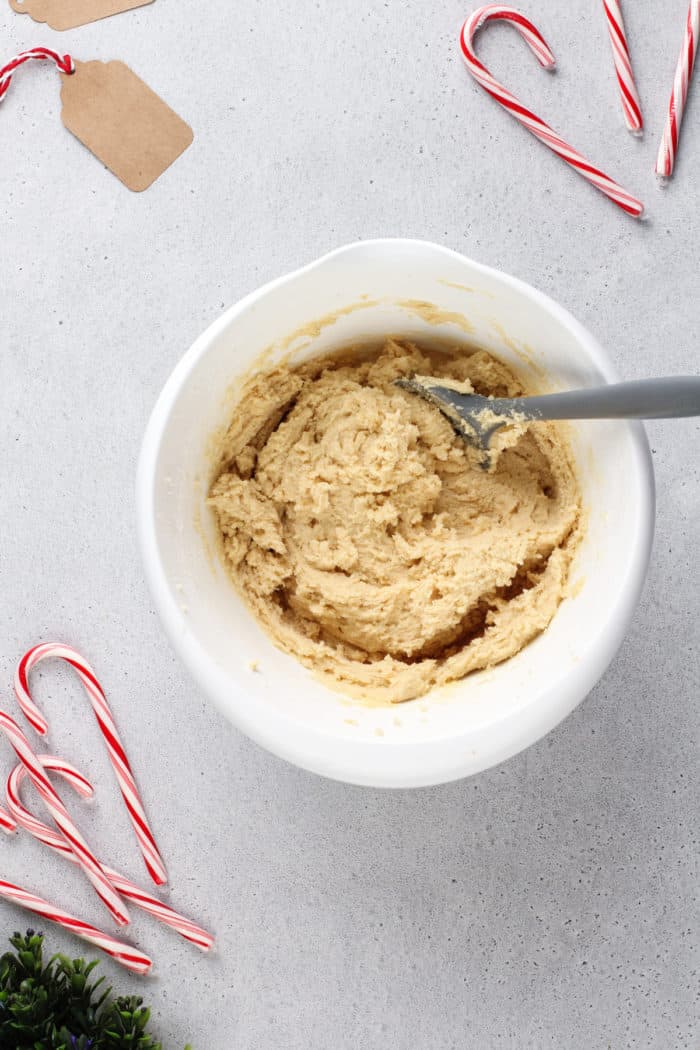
[0,879,151,975]
[21,754,94,799]
[459,5,644,217]
[0,805,17,835]
[15,643,167,886]
[656,0,700,177]
[0,710,130,927]
[0,47,74,103]
[7,757,215,954]
[601,1,643,132]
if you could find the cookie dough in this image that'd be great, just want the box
[209,339,582,703]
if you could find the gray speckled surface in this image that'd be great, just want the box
[1,1,698,1047]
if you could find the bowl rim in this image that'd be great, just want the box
[136,238,655,788]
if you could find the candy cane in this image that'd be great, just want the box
[656,0,700,177]
[15,643,167,886]
[7,757,215,953]
[0,710,130,927]
[0,806,17,835]
[0,879,151,974]
[601,1,643,132]
[459,5,644,217]
[0,47,74,103]
[24,754,94,799]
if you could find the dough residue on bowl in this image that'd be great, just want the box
[208,339,583,703]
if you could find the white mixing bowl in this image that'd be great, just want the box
[137,240,654,788]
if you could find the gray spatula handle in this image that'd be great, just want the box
[517,376,700,421]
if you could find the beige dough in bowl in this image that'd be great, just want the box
[208,338,583,704]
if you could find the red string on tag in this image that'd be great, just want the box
[0,47,74,102]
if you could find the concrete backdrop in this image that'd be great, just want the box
[1,1,698,1046]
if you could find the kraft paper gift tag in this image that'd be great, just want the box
[2,49,192,190]
[61,60,193,191]
[8,0,154,30]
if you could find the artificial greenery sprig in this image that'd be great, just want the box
[0,931,192,1049]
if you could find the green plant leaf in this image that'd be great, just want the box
[0,931,192,1050]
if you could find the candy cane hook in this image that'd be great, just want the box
[7,756,215,953]
[459,5,644,217]
[15,643,167,886]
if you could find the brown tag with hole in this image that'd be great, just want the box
[9,0,153,30]
[60,61,193,192]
